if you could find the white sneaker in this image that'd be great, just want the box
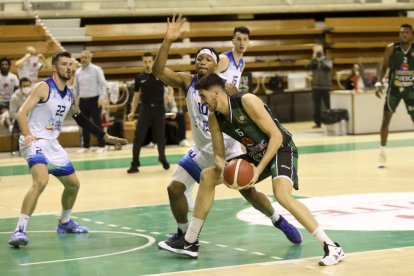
[378,150,387,168]
[319,242,345,266]
[179,139,190,147]
[145,142,155,148]
[185,190,195,211]
[76,148,90,154]
[95,147,105,154]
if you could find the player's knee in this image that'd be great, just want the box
[32,178,49,193]
[67,179,80,191]
[167,181,185,197]
[200,168,220,186]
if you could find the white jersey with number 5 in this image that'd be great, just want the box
[219,50,245,88]
[28,77,73,140]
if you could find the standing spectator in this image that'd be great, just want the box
[0,57,19,132]
[126,52,170,173]
[306,45,333,128]
[15,46,49,82]
[164,86,190,147]
[10,77,32,125]
[73,50,107,153]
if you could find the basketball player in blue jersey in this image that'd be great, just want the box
[217,26,250,88]
[162,73,345,266]
[8,51,127,248]
[153,14,301,253]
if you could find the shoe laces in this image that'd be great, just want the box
[167,229,184,242]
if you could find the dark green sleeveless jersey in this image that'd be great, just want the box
[389,42,414,91]
[215,93,293,163]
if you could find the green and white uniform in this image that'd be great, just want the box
[385,42,414,115]
[215,93,299,189]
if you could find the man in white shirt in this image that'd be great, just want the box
[73,50,107,153]
[0,57,19,132]
[15,46,49,82]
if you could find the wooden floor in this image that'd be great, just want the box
[0,121,413,275]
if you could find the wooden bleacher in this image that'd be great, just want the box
[85,19,322,81]
[325,17,414,74]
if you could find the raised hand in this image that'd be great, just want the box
[165,14,186,42]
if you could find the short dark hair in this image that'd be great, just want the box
[401,24,413,30]
[52,51,71,67]
[194,47,220,63]
[195,73,225,91]
[234,26,250,37]
[0,57,11,66]
[143,52,153,59]
[19,77,31,86]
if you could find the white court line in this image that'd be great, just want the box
[1,230,155,266]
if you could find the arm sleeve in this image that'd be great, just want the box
[134,74,142,92]
[72,112,105,138]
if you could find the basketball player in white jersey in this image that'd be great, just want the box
[217,26,250,88]
[153,14,301,252]
[8,51,127,248]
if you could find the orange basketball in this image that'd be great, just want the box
[223,159,254,190]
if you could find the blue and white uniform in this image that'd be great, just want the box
[172,75,243,186]
[19,77,75,176]
[219,50,245,88]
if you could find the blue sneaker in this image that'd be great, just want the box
[8,230,29,248]
[57,219,89,233]
[273,216,302,244]
[158,228,184,249]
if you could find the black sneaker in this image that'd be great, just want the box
[127,166,139,173]
[159,158,170,170]
[158,228,184,249]
[158,235,199,258]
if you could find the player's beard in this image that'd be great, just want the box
[57,70,70,82]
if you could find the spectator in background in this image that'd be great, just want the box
[306,44,333,128]
[0,57,19,132]
[164,86,190,147]
[345,63,366,93]
[15,46,49,82]
[10,77,32,127]
[73,50,107,154]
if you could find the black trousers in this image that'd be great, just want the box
[79,96,105,148]
[166,112,186,142]
[131,104,166,167]
[312,89,330,126]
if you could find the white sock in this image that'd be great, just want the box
[184,217,204,243]
[312,226,334,247]
[15,214,30,232]
[380,146,386,152]
[269,212,281,224]
[178,222,189,233]
[60,209,72,224]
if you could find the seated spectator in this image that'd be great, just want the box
[15,46,50,82]
[0,57,19,132]
[10,77,32,129]
[164,86,190,147]
[345,63,367,92]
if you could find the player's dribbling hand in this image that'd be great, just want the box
[244,163,259,190]
[165,14,186,42]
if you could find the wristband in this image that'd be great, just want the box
[375,81,382,88]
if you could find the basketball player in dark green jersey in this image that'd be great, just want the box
[160,73,345,266]
[375,24,414,168]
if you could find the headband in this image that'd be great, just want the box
[196,49,218,64]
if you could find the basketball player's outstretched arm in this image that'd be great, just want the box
[153,14,191,90]
[376,44,393,98]
[241,94,283,185]
[69,99,127,147]
[16,82,50,148]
